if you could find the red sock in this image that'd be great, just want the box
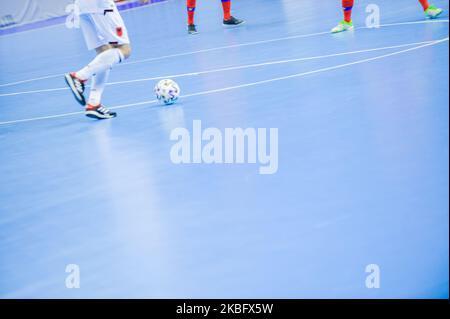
[418,0,430,11]
[187,0,196,25]
[222,0,231,21]
[342,0,354,22]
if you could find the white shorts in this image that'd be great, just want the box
[79,4,130,51]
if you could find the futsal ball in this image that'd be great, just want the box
[154,79,180,105]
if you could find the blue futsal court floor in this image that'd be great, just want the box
[0,0,448,298]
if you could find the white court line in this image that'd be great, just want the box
[0,87,70,97]
[0,19,447,88]
[0,37,447,127]
[0,39,439,97]
[0,100,160,125]
[102,19,450,66]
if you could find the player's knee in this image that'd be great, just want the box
[119,45,132,60]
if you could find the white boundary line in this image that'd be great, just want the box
[0,39,437,97]
[0,37,447,126]
[0,19,447,88]
[0,86,70,97]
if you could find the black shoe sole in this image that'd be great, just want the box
[223,20,245,27]
[85,111,117,120]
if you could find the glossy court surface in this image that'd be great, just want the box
[0,0,448,298]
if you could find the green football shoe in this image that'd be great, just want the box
[425,5,443,19]
[331,20,354,33]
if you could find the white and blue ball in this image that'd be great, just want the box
[154,79,180,105]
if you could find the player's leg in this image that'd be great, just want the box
[65,4,131,119]
[84,43,131,119]
[418,0,443,18]
[222,0,245,26]
[65,40,128,111]
[64,14,100,106]
[82,45,112,118]
[82,6,131,119]
[332,0,355,33]
[75,45,126,83]
[64,12,131,107]
[187,0,198,34]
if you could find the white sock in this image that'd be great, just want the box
[88,68,110,106]
[76,48,124,81]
